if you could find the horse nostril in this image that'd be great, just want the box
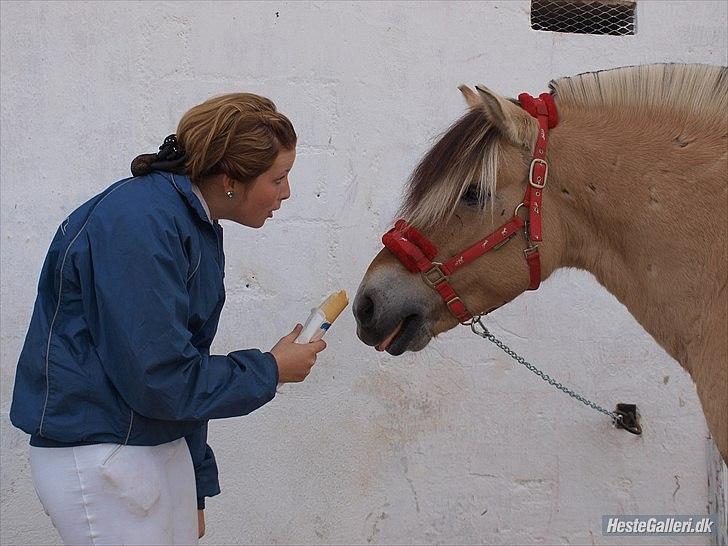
[354,293,375,328]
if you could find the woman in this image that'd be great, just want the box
[10,93,325,544]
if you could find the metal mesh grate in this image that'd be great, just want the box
[531,0,636,36]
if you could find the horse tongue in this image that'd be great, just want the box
[376,321,403,352]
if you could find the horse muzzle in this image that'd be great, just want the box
[353,265,434,355]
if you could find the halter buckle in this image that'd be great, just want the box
[528,158,548,189]
[523,245,539,258]
[422,263,447,288]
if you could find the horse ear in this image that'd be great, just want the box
[474,84,536,148]
[458,85,482,109]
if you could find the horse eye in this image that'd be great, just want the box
[460,185,490,207]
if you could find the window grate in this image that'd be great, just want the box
[531,0,636,36]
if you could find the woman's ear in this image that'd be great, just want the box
[222,174,236,193]
[217,174,240,200]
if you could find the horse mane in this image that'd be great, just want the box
[401,63,727,230]
[550,63,728,119]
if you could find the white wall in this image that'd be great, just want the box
[1,1,726,544]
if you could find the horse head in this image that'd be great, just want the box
[354,84,561,355]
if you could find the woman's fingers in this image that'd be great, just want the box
[311,339,327,353]
[285,323,303,340]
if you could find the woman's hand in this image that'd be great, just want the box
[198,509,205,538]
[270,324,327,382]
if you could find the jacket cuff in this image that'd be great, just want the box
[264,351,280,385]
[227,349,279,405]
[197,497,206,510]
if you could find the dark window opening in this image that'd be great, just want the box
[531,0,636,36]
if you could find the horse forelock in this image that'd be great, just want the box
[399,109,501,229]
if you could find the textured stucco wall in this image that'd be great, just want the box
[1,1,726,544]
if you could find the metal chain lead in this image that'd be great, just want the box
[469,316,624,424]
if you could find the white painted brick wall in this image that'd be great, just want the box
[1,1,725,544]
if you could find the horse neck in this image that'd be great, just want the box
[546,105,727,367]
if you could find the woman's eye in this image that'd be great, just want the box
[460,185,489,207]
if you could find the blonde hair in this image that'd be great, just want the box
[176,93,296,184]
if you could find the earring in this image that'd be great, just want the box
[226,191,234,199]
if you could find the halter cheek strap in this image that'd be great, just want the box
[518,92,556,244]
[382,92,557,323]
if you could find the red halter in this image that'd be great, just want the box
[382,93,557,323]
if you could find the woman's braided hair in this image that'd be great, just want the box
[131,93,296,185]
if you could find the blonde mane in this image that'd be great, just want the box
[550,63,727,119]
[402,63,727,229]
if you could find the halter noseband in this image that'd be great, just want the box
[382,93,558,323]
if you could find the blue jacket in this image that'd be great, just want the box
[10,171,279,508]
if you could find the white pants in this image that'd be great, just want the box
[30,438,198,545]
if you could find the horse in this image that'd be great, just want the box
[353,63,727,463]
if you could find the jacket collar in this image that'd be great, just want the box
[190,183,212,222]
[163,172,213,225]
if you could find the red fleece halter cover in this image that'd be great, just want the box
[382,220,438,273]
